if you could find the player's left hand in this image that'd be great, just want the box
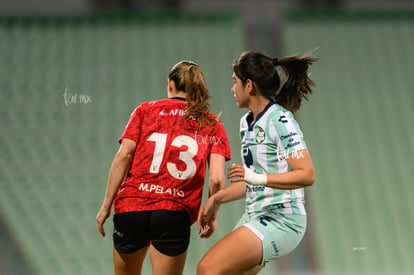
[227,164,245,183]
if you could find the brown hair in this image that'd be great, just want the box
[168,61,216,126]
[233,50,318,113]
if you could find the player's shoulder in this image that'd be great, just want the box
[268,103,289,116]
[136,98,184,111]
[139,98,169,108]
[268,103,297,124]
[205,112,224,125]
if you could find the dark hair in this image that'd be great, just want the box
[168,61,216,126]
[233,50,318,113]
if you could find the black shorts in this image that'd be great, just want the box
[113,210,191,256]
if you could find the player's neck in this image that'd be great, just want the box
[248,96,270,121]
[168,90,187,99]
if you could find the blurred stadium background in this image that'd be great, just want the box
[1,0,414,274]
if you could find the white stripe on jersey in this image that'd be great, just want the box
[256,108,277,213]
[246,189,257,215]
[295,189,306,215]
[262,187,275,211]
[282,203,293,214]
[281,190,293,214]
[256,128,268,173]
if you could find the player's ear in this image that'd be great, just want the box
[246,79,255,95]
[168,78,175,92]
[246,79,251,90]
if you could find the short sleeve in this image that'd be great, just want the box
[271,111,307,156]
[210,120,231,161]
[119,106,142,144]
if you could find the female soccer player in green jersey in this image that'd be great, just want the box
[197,50,317,275]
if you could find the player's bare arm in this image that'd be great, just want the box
[96,138,136,237]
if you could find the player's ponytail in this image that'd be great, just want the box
[168,61,216,126]
[233,50,317,113]
[273,52,317,113]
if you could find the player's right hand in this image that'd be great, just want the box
[96,207,111,237]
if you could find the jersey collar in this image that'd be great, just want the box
[169,97,186,101]
[246,101,273,131]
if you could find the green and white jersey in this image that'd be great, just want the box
[240,102,307,216]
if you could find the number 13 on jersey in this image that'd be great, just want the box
[147,132,198,180]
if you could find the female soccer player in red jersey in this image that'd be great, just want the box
[96,61,231,275]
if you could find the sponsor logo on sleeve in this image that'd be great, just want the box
[278,115,288,123]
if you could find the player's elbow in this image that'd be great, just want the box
[304,167,315,187]
[116,139,137,162]
[115,149,134,163]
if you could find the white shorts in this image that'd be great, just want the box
[234,211,306,265]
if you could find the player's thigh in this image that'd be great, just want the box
[148,210,191,275]
[112,211,151,274]
[113,245,148,275]
[238,265,264,275]
[149,244,187,275]
[113,211,150,254]
[198,226,262,275]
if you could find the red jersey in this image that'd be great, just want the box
[114,98,231,224]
